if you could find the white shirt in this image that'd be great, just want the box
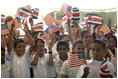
[1,62,11,78]
[60,60,81,78]
[77,60,115,78]
[32,54,49,78]
[54,56,64,78]
[10,47,31,78]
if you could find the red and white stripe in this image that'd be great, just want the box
[43,13,55,26]
[100,24,111,34]
[33,23,43,31]
[67,52,86,67]
[7,19,22,30]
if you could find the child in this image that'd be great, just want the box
[81,30,92,60]
[1,47,11,78]
[31,38,56,78]
[7,23,35,78]
[60,40,86,78]
[77,39,115,78]
[54,40,69,78]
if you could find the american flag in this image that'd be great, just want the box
[60,3,72,18]
[42,29,50,45]
[43,12,55,26]
[99,60,112,78]
[33,22,43,31]
[7,19,22,30]
[67,52,86,67]
[87,14,102,25]
[1,15,9,35]
[31,8,39,19]
[100,24,111,34]
[49,23,60,34]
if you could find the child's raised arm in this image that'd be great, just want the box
[6,21,15,55]
[22,24,35,55]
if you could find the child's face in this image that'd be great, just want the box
[15,42,26,56]
[83,32,92,47]
[73,43,85,53]
[95,26,101,34]
[109,37,116,48]
[37,40,45,55]
[57,45,69,58]
[49,33,57,40]
[1,50,5,64]
[91,43,106,61]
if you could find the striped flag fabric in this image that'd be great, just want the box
[100,24,111,34]
[18,35,25,40]
[67,52,86,67]
[87,14,102,25]
[62,15,67,25]
[31,8,39,19]
[49,23,60,34]
[7,19,22,30]
[42,29,50,45]
[1,15,9,35]
[33,22,43,31]
[81,14,90,27]
[43,12,55,26]
[71,7,80,20]
[99,60,112,78]
[60,3,72,18]
[16,8,31,19]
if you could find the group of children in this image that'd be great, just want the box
[1,15,117,78]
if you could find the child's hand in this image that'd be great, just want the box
[11,21,15,30]
[48,41,54,52]
[29,18,33,26]
[22,23,29,32]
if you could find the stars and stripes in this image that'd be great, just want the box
[33,22,43,31]
[60,3,72,18]
[49,23,60,34]
[31,8,39,19]
[7,19,22,30]
[67,52,86,67]
[99,60,112,78]
[42,29,50,45]
[43,12,55,26]
[100,24,111,34]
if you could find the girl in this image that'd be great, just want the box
[60,40,87,78]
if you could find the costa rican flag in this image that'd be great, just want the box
[60,3,72,18]
[1,15,5,25]
[49,23,60,34]
[7,19,22,30]
[71,7,80,20]
[16,8,31,19]
[43,12,55,27]
[18,35,25,40]
[99,60,112,78]
[31,8,39,19]
[33,22,43,31]
[87,14,102,25]
[67,52,86,67]
[62,15,67,25]
[81,14,90,26]
[100,24,111,35]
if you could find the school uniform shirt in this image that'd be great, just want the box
[32,54,50,78]
[10,47,31,78]
[54,55,64,78]
[1,61,11,78]
[60,60,81,78]
[77,60,115,78]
